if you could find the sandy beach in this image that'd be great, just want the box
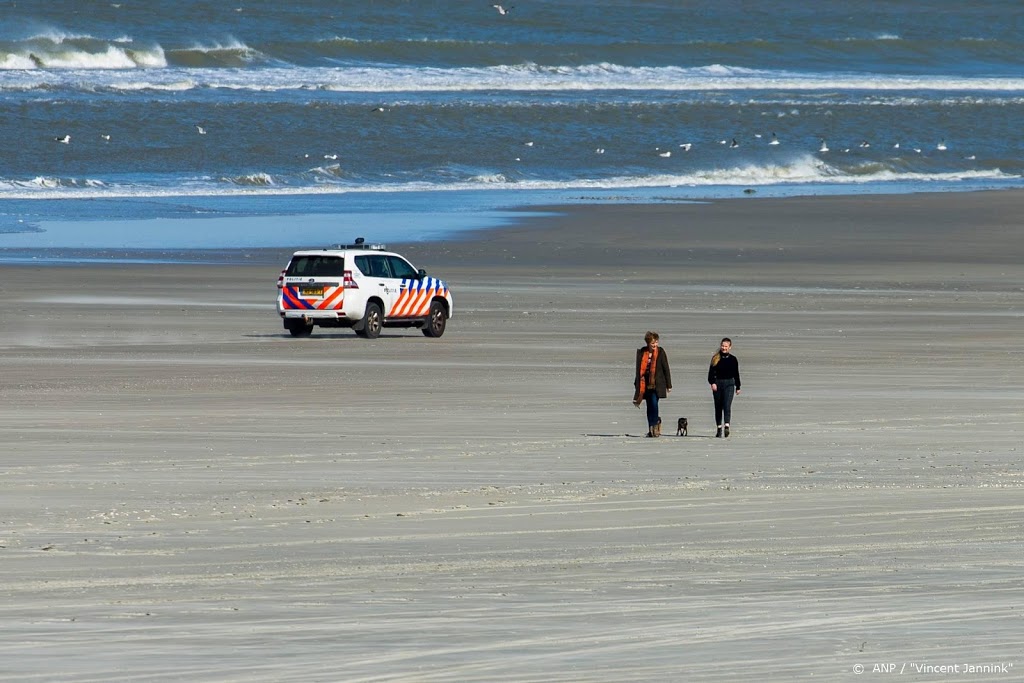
[1,191,1022,681]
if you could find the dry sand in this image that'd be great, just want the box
[1,192,1022,681]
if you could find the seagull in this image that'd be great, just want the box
[657,148,671,157]
[754,133,762,139]
[54,135,70,144]
[936,139,947,151]
[524,141,533,147]
[893,142,900,149]
[679,143,692,151]
[859,140,870,148]
[595,148,605,154]
[492,4,512,15]
[195,125,206,135]
[818,139,829,153]
[101,134,111,141]
[324,154,338,160]
[769,132,780,145]
[964,154,976,160]
[729,138,739,148]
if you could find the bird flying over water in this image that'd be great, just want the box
[196,125,207,135]
[492,4,512,15]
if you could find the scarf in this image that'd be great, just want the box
[638,346,658,395]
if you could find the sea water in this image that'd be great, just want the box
[1,0,1022,250]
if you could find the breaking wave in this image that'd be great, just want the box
[0,156,1016,200]
[4,59,1024,93]
[0,30,166,69]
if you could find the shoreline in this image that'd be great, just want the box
[2,188,1023,272]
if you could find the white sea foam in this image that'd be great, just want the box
[0,159,1016,200]
[3,61,1024,92]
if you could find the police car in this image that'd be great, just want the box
[276,238,453,339]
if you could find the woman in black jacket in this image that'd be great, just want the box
[707,337,741,438]
[633,331,672,437]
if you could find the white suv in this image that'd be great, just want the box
[276,239,453,339]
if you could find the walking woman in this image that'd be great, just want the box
[633,331,672,437]
[708,337,741,438]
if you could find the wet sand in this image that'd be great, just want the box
[1,191,1022,681]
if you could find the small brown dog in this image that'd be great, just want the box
[676,417,688,436]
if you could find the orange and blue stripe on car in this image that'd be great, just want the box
[391,278,448,318]
[280,286,345,311]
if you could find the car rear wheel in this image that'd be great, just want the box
[421,301,447,338]
[286,320,314,337]
[356,302,383,339]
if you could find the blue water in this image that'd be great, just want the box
[2,0,1023,249]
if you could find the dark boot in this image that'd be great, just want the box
[724,425,730,438]
[654,421,661,437]
[716,427,723,438]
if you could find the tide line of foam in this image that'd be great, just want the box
[3,62,1024,92]
[0,161,1016,200]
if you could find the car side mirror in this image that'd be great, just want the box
[417,268,427,279]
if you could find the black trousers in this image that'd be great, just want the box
[713,380,736,426]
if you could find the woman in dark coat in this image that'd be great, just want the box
[633,330,672,437]
[707,337,741,438]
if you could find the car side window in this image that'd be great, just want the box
[369,255,391,278]
[353,254,390,277]
[387,256,418,279]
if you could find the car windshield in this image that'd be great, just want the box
[286,255,345,277]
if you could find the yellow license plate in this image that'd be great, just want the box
[299,286,324,297]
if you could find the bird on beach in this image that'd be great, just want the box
[492,4,512,15]
[54,135,70,144]
[818,139,829,153]
[769,132,780,145]
[195,125,207,135]
[657,148,671,158]
[936,139,948,151]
